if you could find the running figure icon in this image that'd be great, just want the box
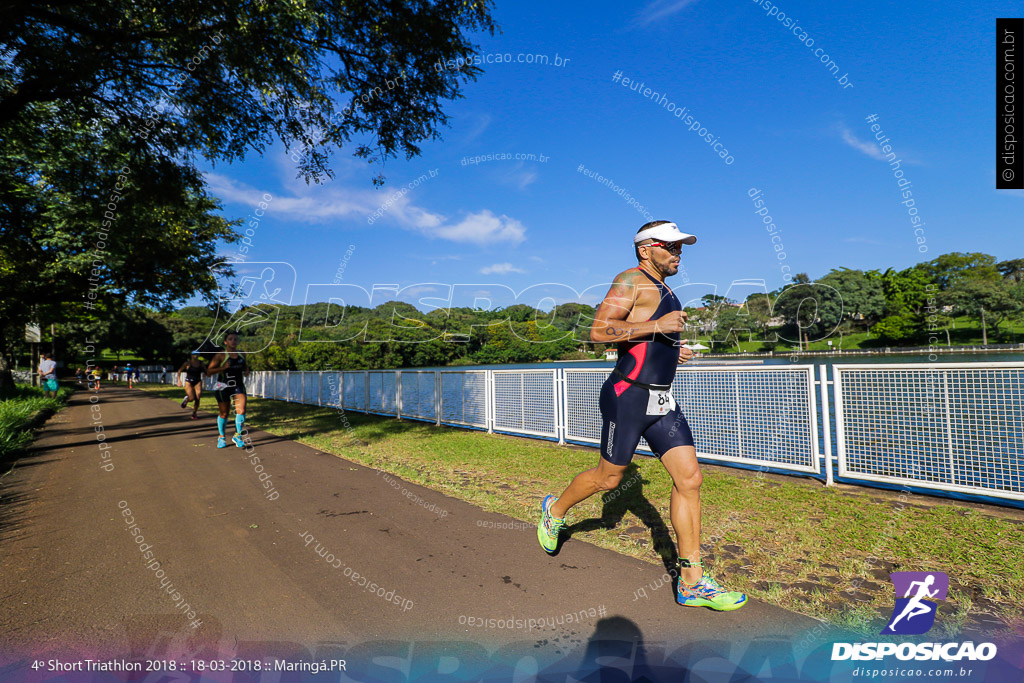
[882,571,948,635]
[887,574,939,631]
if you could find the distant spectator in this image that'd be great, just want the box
[75,367,85,385]
[39,353,58,398]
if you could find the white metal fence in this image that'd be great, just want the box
[832,363,1024,503]
[152,362,1024,506]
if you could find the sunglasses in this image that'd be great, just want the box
[643,241,683,255]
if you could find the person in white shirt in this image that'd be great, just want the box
[38,353,58,398]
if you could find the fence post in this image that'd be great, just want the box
[556,369,565,445]
[818,364,834,487]
[435,372,442,427]
[364,370,369,414]
[318,371,323,406]
[301,371,306,404]
[486,370,493,434]
[396,370,402,421]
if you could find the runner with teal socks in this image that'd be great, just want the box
[206,331,250,450]
[216,416,228,448]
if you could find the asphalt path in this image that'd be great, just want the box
[0,385,826,679]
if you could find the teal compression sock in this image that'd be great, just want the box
[217,417,226,436]
[235,413,245,435]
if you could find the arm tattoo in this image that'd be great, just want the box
[599,271,642,340]
[605,325,634,339]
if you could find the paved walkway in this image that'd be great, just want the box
[1,385,824,678]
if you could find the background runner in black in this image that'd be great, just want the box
[177,354,206,419]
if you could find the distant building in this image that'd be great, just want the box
[604,348,618,361]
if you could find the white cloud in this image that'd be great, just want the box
[206,173,272,206]
[838,125,887,161]
[838,124,922,165]
[635,0,699,26]
[514,172,537,189]
[503,163,538,190]
[207,171,381,220]
[431,211,526,245]
[461,114,492,144]
[205,169,527,245]
[480,262,526,275]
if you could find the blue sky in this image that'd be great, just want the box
[199,0,1023,312]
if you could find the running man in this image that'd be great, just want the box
[124,362,134,389]
[38,353,58,398]
[887,574,939,631]
[177,354,206,420]
[206,332,249,449]
[537,220,746,611]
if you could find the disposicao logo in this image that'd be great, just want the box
[882,571,948,635]
[831,571,998,663]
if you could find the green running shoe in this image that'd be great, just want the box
[676,569,747,611]
[537,495,565,553]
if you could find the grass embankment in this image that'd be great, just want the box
[142,383,1024,638]
[0,385,72,461]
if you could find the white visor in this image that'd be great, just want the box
[633,222,697,246]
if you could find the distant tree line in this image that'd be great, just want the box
[713,252,1024,350]
[38,251,1024,369]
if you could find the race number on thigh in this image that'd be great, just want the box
[646,389,676,416]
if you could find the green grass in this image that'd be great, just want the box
[142,383,1024,637]
[0,385,71,460]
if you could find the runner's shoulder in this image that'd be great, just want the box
[609,267,646,292]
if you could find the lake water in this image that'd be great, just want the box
[404,351,1024,373]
